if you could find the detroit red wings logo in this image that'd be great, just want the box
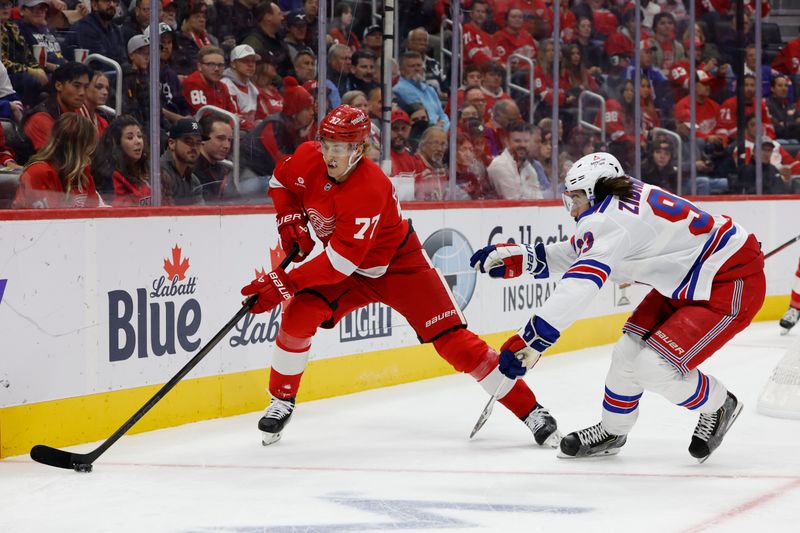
[307,208,336,238]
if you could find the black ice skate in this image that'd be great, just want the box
[779,307,800,335]
[522,403,562,448]
[558,422,627,458]
[689,392,743,463]
[259,396,296,446]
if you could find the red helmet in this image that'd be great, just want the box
[319,105,371,144]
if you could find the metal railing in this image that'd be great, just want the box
[439,18,463,84]
[578,90,606,143]
[83,54,122,116]
[506,54,535,124]
[651,127,684,196]
[194,105,240,188]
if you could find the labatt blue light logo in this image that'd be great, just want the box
[107,245,202,361]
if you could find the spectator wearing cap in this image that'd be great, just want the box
[492,8,537,69]
[624,37,673,120]
[182,46,238,116]
[121,0,151,46]
[463,0,494,66]
[362,24,382,59]
[161,0,179,31]
[17,0,67,75]
[144,22,191,124]
[641,138,679,193]
[732,134,792,195]
[221,44,262,129]
[716,74,775,145]
[14,113,104,209]
[80,70,111,138]
[675,70,722,146]
[394,51,449,131]
[172,0,219,76]
[389,108,424,181]
[242,0,290,76]
[405,27,446,96]
[253,59,284,118]
[194,111,237,202]
[284,10,310,63]
[240,76,313,180]
[0,0,48,106]
[23,61,92,150]
[651,12,685,74]
[733,113,800,183]
[67,0,127,69]
[121,35,153,127]
[91,115,151,206]
[327,2,360,52]
[487,121,544,200]
[346,49,379,95]
[161,118,206,205]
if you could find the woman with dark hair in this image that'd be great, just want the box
[92,115,151,206]
[327,2,360,51]
[13,113,103,209]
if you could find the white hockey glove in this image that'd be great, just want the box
[470,242,549,279]
[498,315,560,378]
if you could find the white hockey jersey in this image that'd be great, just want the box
[533,179,749,338]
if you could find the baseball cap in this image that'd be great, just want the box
[640,38,657,51]
[143,22,173,39]
[287,9,308,26]
[391,108,411,125]
[363,25,382,40]
[20,0,49,7]
[162,0,177,8]
[231,44,261,62]
[761,135,775,146]
[169,119,209,141]
[127,35,149,55]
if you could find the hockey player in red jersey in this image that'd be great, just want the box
[240,105,562,446]
[471,153,765,463]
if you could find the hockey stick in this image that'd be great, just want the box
[30,245,300,473]
[764,234,800,260]
[469,380,507,439]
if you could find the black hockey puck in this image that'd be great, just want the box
[73,463,93,473]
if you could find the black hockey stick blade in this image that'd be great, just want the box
[29,245,300,472]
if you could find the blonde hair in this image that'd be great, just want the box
[27,113,97,195]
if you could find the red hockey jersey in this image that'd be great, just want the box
[181,71,239,115]
[13,162,101,209]
[463,22,494,66]
[269,142,410,291]
[492,28,537,67]
[716,97,775,143]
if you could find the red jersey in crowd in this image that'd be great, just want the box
[592,8,619,39]
[257,86,284,119]
[772,37,800,76]
[269,141,409,288]
[716,97,775,143]
[535,2,577,42]
[533,64,565,106]
[13,162,101,209]
[181,71,239,115]
[463,22,494,66]
[492,28,537,67]
[734,139,800,175]
[675,95,721,139]
[112,170,152,207]
[391,147,425,181]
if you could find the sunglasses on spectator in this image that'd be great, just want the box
[202,62,226,69]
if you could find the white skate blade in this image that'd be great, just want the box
[261,431,282,446]
[557,446,623,459]
[696,400,744,464]
[541,430,563,449]
[780,327,790,336]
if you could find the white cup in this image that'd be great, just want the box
[74,48,89,63]
[32,45,46,67]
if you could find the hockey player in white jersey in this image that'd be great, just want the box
[471,153,766,462]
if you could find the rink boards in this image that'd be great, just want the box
[0,197,796,458]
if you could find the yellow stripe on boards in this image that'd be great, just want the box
[0,295,789,459]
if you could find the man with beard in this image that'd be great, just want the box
[716,74,776,144]
[389,108,424,185]
[68,0,126,67]
[404,27,446,96]
[487,121,544,200]
[346,50,379,95]
[414,126,449,201]
[160,119,206,205]
[393,51,449,131]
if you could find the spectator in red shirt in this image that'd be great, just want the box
[463,0,494,66]
[533,39,565,108]
[92,115,151,206]
[716,74,776,144]
[480,61,512,112]
[80,70,110,139]
[23,61,92,150]
[771,35,800,76]
[492,8,537,68]
[675,70,723,144]
[327,2,360,52]
[182,46,239,116]
[0,123,21,169]
[254,59,284,119]
[390,108,424,182]
[14,113,103,209]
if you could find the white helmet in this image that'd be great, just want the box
[563,152,625,208]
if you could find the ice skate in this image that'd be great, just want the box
[558,422,627,458]
[259,396,296,446]
[689,392,743,463]
[522,403,562,448]
[779,307,799,335]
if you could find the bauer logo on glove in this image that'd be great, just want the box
[470,242,549,279]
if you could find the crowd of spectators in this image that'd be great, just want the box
[1,0,800,209]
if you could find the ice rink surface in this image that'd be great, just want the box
[2,321,799,533]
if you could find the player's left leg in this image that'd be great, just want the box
[779,257,800,334]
